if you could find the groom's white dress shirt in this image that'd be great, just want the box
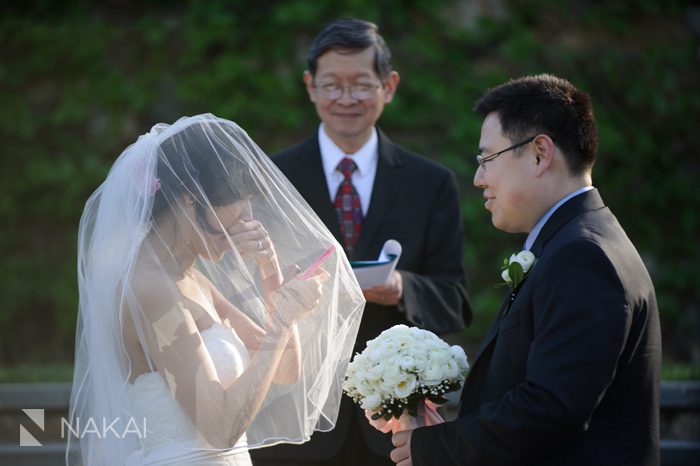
[524,186,594,251]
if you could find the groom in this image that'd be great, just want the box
[391,74,661,465]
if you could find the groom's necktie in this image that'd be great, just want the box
[334,157,363,258]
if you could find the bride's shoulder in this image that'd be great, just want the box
[128,267,181,319]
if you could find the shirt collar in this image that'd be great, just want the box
[524,186,594,251]
[318,124,378,177]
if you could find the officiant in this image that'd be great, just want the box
[251,18,471,466]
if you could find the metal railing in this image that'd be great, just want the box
[1,381,698,465]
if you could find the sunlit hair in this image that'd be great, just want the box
[307,18,393,82]
[152,122,255,232]
[474,74,599,176]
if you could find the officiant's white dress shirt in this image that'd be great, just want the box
[318,124,378,217]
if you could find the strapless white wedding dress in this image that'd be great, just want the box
[127,323,252,465]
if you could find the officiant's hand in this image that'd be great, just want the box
[390,429,413,465]
[363,271,403,306]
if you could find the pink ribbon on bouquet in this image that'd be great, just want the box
[365,399,445,434]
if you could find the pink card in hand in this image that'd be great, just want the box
[296,245,335,279]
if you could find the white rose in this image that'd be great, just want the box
[512,250,535,273]
[381,324,408,339]
[427,348,447,361]
[409,327,429,341]
[382,362,403,385]
[393,374,417,399]
[398,355,416,371]
[443,360,460,379]
[370,345,391,361]
[368,362,385,381]
[391,334,414,349]
[351,352,366,366]
[501,268,512,284]
[357,380,377,397]
[360,393,382,411]
[450,345,469,370]
[412,353,428,373]
[423,360,444,383]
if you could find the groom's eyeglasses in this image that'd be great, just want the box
[476,135,537,171]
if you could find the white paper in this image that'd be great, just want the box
[350,239,402,288]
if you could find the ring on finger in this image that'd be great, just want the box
[257,239,262,250]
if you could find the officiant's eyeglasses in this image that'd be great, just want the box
[313,81,382,101]
[476,135,537,171]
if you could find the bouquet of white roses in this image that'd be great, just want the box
[343,324,469,432]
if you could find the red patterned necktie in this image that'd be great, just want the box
[334,157,363,258]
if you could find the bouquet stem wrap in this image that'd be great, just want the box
[365,399,444,433]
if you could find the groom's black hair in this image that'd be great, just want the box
[307,19,393,82]
[474,74,599,176]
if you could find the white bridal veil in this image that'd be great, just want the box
[68,114,365,465]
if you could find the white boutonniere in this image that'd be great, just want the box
[500,250,536,289]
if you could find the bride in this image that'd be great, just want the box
[67,114,365,465]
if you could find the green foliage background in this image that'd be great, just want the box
[1,0,698,368]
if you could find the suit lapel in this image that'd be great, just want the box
[468,296,509,368]
[293,137,343,244]
[465,189,605,387]
[530,188,605,256]
[352,130,402,260]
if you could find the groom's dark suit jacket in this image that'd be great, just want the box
[251,129,471,463]
[411,189,661,466]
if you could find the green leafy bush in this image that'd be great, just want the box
[1,0,698,370]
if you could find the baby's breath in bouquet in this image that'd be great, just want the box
[343,325,469,433]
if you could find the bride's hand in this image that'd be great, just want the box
[270,269,330,328]
[229,219,276,263]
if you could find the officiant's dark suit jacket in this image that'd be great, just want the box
[411,189,661,466]
[251,129,471,463]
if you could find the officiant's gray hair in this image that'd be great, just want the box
[307,19,393,82]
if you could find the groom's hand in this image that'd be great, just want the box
[390,430,413,465]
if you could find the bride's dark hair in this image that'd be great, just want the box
[151,122,252,231]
